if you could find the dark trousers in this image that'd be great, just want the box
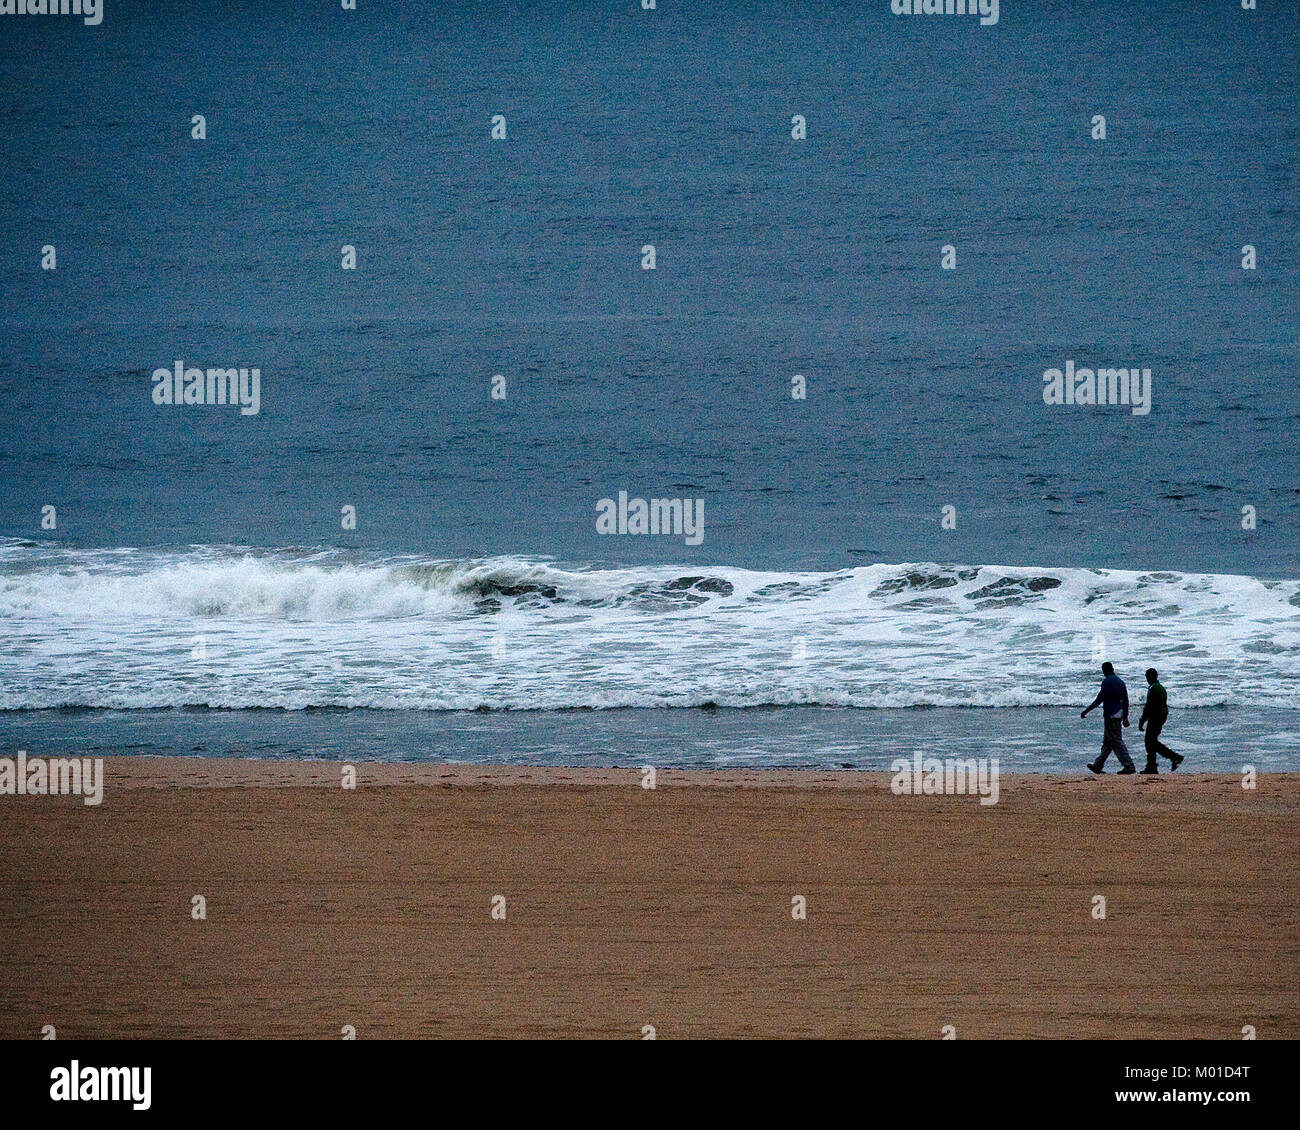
[1096,717,1134,770]
[1143,722,1178,768]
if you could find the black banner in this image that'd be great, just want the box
[3,1039,1289,1117]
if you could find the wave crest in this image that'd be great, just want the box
[1,541,1297,710]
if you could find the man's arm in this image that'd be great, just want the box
[1081,689,1104,717]
[1121,684,1130,724]
[1138,695,1148,728]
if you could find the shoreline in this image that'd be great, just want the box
[48,755,1300,791]
[4,705,1297,774]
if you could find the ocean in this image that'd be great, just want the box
[1,1,1296,770]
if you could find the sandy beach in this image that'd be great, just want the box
[1,759,1296,1039]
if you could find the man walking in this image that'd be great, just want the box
[1138,667,1184,774]
[1082,661,1135,774]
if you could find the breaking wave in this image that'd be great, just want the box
[1,539,1297,711]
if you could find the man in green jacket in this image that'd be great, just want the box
[1138,668,1184,774]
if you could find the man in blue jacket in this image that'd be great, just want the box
[1081,662,1135,774]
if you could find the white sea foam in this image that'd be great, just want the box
[1,539,1296,711]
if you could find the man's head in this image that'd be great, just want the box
[1101,662,1114,676]
[1146,668,1158,684]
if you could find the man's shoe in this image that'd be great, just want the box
[1117,766,1137,775]
[1087,761,1104,774]
[1170,753,1183,771]
[1140,765,1159,774]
